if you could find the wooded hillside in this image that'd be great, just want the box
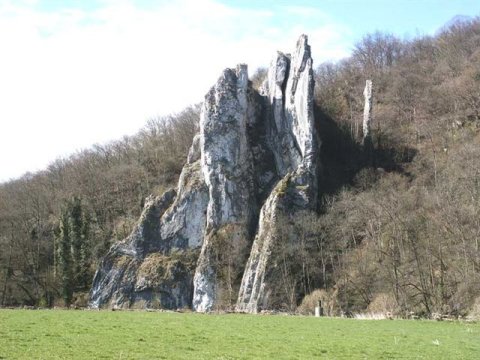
[1,17,479,317]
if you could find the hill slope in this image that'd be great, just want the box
[1,17,480,317]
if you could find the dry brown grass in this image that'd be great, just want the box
[367,293,398,315]
[297,289,337,316]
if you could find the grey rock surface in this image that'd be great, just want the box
[90,35,319,312]
[89,156,208,309]
[363,80,373,143]
[236,34,318,313]
[193,65,257,312]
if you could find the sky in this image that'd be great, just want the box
[0,0,479,182]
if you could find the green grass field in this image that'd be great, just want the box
[0,310,478,359]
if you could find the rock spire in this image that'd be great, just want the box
[363,79,373,144]
[90,35,319,313]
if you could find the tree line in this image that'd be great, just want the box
[279,17,480,317]
[1,17,480,317]
[0,106,198,307]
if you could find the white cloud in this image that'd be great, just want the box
[0,0,351,182]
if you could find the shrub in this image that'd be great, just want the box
[367,293,398,315]
[297,289,336,316]
[467,297,480,321]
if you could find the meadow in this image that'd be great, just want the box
[0,309,478,359]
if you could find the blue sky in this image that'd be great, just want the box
[0,0,479,182]
[31,1,480,41]
[217,0,480,37]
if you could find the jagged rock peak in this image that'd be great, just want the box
[90,35,319,313]
[261,34,317,178]
[193,62,256,312]
[287,34,312,97]
[236,34,318,313]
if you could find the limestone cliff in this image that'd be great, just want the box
[236,35,318,312]
[192,65,258,312]
[89,157,208,308]
[90,35,319,312]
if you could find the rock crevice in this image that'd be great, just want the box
[236,34,318,313]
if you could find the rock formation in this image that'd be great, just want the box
[90,154,209,309]
[90,35,319,313]
[192,64,257,312]
[363,80,373,144]
[236,35,318,313]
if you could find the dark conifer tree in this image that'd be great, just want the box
[58,211,73,307]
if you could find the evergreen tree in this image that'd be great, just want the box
[58,211,73,307]
[56,196,93,306]
[69,196,83,289]
[79,210,92,289]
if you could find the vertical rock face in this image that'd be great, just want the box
[363,80,373,143]
[263,51,295,175]
[200,65,253,232]
[285,35,317,168]
[236,34,318,313]
[90,35,319,312]
[192,65,256,312]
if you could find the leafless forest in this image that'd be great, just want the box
[1,18,480,318]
